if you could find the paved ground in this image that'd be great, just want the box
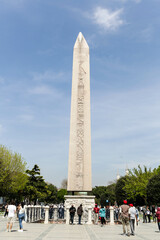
[0,216,159,240]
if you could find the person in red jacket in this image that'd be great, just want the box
[93,204,99,225]
[156,207,160,231]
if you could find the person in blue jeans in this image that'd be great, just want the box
[18,203,25,232]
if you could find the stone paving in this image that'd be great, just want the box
[0,216,159,240]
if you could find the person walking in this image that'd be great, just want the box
[156,207,160,231]
[18,203,25,232]
[93,204,99,225]
[120,200,130,237]
[129,204,137,236]
[99,206,106,227]
[69,205,76,225]
[77,204,83,225]
[142,206,147,223]
[146,206,151,223]
[6,201,16,232]
[3,203,8,218]
[152,205,156,223]
[106,206,110,222]
[115,206,119,224]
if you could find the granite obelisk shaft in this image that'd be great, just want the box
[67,32,92,192]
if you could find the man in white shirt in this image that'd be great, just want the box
[6,202,16,232]
[129,204,137,236]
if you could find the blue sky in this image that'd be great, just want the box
[0,0,160,187]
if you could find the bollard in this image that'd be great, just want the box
[110,206,114,225]
[54,205,58,221]
[66,206,70,224]
[44,206,49,224]
[87,206,92,224]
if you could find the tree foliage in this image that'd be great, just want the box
[124,165,153,205]
[115,176,127,205]
[57,189,67,203]
[92,184,116,206]
[0,145,27,200]
[24,164,48,204]
[45,183,58,203]
[147,173,160,205]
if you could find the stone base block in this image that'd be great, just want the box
[64,195,95,224]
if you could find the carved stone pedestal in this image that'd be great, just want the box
[65,195,95,224]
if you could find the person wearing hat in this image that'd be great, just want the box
[120,200,130,237]
[129,204,137,236]
[93,204,100,225]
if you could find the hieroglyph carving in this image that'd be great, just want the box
[76,61,86,190]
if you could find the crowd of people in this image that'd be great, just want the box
[2,201,160,236]
[69,201,160,236]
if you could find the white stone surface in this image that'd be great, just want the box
[67,32,92,192]
[65,195,95,224]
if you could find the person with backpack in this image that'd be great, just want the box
[120,200,130,237]
[93,204,99,225]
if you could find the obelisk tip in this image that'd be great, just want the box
[74,32,89,49]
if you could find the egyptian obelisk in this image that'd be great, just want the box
[67,32,92,192]
[65,32,94,224]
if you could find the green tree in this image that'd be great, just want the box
[57,189,67,203]
[0,145,27,201]
[24,165,48,204]
[106,183,116,205]
[115,176,128,205]
[147,173,160,205]
[45,183,58,203]
[92,186,107,205]
[124,165,153,205]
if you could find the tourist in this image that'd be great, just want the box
[18,203,25,232]
[77,204,83,225]
[142,206,147,223]
[6,201,16,232]
[3,203,8,218]
[93,204,99,225]
[49,205,54,219]
[152,205,156,223]
[115,206,119,224]
[69,205,76,225]
[106,205,110,222]
[156,207,160,231]
[135,207,139,225]
[120,200,130,237]
[129,204,137,236]
[99,205,106,227]
[146,206,151,223]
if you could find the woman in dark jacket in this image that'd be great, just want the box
[156,207,160,231]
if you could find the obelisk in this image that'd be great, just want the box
[65,32,94,224]
[67,32,92,192]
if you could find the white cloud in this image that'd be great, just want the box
[31,70,66,82]
[29,85,53,95]
[91,7,124,31]
[28,85,62,98]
